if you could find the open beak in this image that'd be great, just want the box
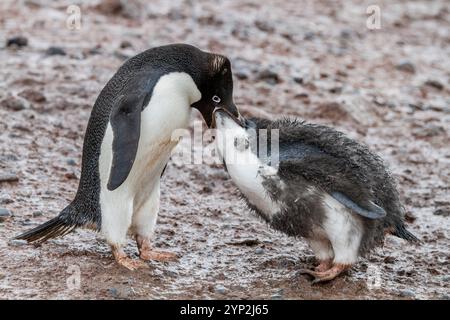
[212,107,245,128]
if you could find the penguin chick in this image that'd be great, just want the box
[16,44,240,270]
[213,109,418,283]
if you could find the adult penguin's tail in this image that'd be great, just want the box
[15,204,80,244]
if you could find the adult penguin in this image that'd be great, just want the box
[16,44,240,270]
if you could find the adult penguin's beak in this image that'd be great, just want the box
[212,107,245,128]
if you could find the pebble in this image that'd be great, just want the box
[32,211,43,217]
[255,20,274,33]
[0,197,14,205]
[383,256,396,264]
[395,61,416,73]
[19,89,47,103]
[0,208,12,222]
[398,289,415,298]
[214,285,227,294]
[66,159,77,166]
[433,208,450,217]
[293,76,304,84]
[107,288,119,298]
[6,36,28,48]
[255,248,265,255]
[0,173,19,182]
[46,46,66,56]
[256,69,281,85]
[8,239,27,247]
[0,96,30,111]
[424,80,444,90]
[202,185,213,194]
[271,293,283,300]
[120,40,132,49]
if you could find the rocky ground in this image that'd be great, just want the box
[0,0,449,299]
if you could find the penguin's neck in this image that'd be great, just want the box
[142,72,201,139]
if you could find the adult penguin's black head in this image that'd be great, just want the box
[189,48,240,127]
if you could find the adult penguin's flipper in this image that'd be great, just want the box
[107,93,147,191]
[330,191,386,219]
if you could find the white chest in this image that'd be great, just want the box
[225,153,281,218]
[99,72,201,197]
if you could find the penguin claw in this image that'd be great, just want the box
[139,250,178,262]
[300,264,350,283]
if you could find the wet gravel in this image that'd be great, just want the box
[0,0,449,299]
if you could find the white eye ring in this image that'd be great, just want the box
[212,95,221,103]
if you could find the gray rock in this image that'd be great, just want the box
[0,197,13,205]
[107,288,119,298]
[66,159,77,166]
[8,239,27,247]
[424,80,444,90]
[271,293,283,300]
[214,285,227,294]
[256,69,281,85]
[398,289,415,298]
[32,211,43,217]
[0,208,12,222]
[255,248,265,255]
[396,61,416,73]
[6,36,28,48]
[434,208,450,217]
[120,40,132,49]
[255,20,274,33]
[0,96,30,111]
[0,173,19,182]
[46,46,66,56]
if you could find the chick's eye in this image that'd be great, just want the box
[212,95,221,103]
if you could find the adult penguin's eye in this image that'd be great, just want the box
[212,95,221,103]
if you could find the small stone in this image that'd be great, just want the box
[202,185,213,194]
[0,96,30,111]
[293,76,304,84]
[107,288,119,298]
[271,293,283,300]
[0,208,12,222]
[0,273,5,280]
[383,256,396,264]
[66,159,77,166]
[214,285,226,294]
[396,61,415,73]
[256,69,281,85]
[255,20,274,33]
[235,68,251,80]
[0,173,19,182]
[18,89,46,103]
[32,211,43,217]
[398,289,415,298]
[167,9,185,20]
[433,208,450,217]
[6,36,28,48]
[0,197,14,205]
[46,46,66,56]
[255,248,265,255]
[304,31,315,40]
[8,239,27,247]
[65,172,78,180]
[424,80,444,90]
[120,40,132,49]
